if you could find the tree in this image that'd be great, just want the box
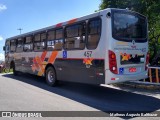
[99,0,160,64]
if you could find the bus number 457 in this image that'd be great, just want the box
[84,51,92,58]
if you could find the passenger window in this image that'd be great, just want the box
[48,30,55,40]
[56,29,63,39]
[47,30,55,51]
[41,32,47,42]
[64,23,85,50]
[47,29,63,51]
[10,40,17,52]
[24,36,33,52]
[16,38,23,52]
[5,40,10,53]
[34,32,46,51]
[87,18,101,49]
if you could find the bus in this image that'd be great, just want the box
[3,8,149,86]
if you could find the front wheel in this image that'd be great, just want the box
[45,67,57,86]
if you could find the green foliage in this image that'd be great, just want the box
[99,0,160,63]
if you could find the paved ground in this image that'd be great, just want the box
[0,73,160,120]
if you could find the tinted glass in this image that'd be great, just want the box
[10,40,16,52]
[87,18,101,49]
[34,34,40,42]
[41,32,46,41]
[65,23,85,50]
[113,11,147,41]
[26,36,32,43]
[48,30,55,40]
[56,29,63,39]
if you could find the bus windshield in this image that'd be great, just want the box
[112,11,147,42]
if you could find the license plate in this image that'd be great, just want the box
[129,68,136,72]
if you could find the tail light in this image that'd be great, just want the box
[145,52,149,70]
[109,50,118,74]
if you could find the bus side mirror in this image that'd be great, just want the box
[3,46,5,51]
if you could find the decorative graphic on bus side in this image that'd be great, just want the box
[83,51,93,68]
[83,58,93,68]
[120,52,131,61]
[120,53,145,65]
[32,51,58,76]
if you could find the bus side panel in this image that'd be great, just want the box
[55,59,105,84]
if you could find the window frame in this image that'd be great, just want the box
[16,37,24,53]
[10,39,17,52]
[33,31,47,52]
[64,21,86,50]
[5,40,10,54]
[47,28,64,51]
[86,17,102,50]
[23,35,33,52]
[111,10,147,43]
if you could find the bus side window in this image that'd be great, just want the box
[34,32,46,51]
[87,18,101,49]
[55,28,63,50]
[5,40,10,53]
[47,30,55,51]
[47,28,63,51]
[10,40,17,52]
[16,38,24,52]
[64,23,85,50]
[24,36,33,52]
[41,32,47,49]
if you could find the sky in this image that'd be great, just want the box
[0,0,100,61]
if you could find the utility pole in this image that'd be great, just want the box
[17,28,23,34]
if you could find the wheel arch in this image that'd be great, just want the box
[10,60,15,69]
[45,63,57,77]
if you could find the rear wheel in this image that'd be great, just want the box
[46,67,57,86]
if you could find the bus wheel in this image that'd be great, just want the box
[46,67,57,86]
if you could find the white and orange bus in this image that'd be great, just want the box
[3,8,149,86]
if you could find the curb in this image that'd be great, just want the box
[113,81,160,90]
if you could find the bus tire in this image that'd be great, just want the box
[45,66,57,86]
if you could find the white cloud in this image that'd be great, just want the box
[0,53,4,61]
[0,4,7,12]
[0,36,3,41]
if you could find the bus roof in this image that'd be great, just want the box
[6,8,146,41]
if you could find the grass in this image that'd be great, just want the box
[1,68,13,73]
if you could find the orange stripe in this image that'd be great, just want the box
[35,56,45,73]
[32,58,39,71]
[41,51,47,61]
[56,23,62,27]
[38,71,43,76]
[48,51,58,63]
[68,18,77,24]
[32,64,36,72]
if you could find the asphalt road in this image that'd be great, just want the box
[0,73,160,119]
